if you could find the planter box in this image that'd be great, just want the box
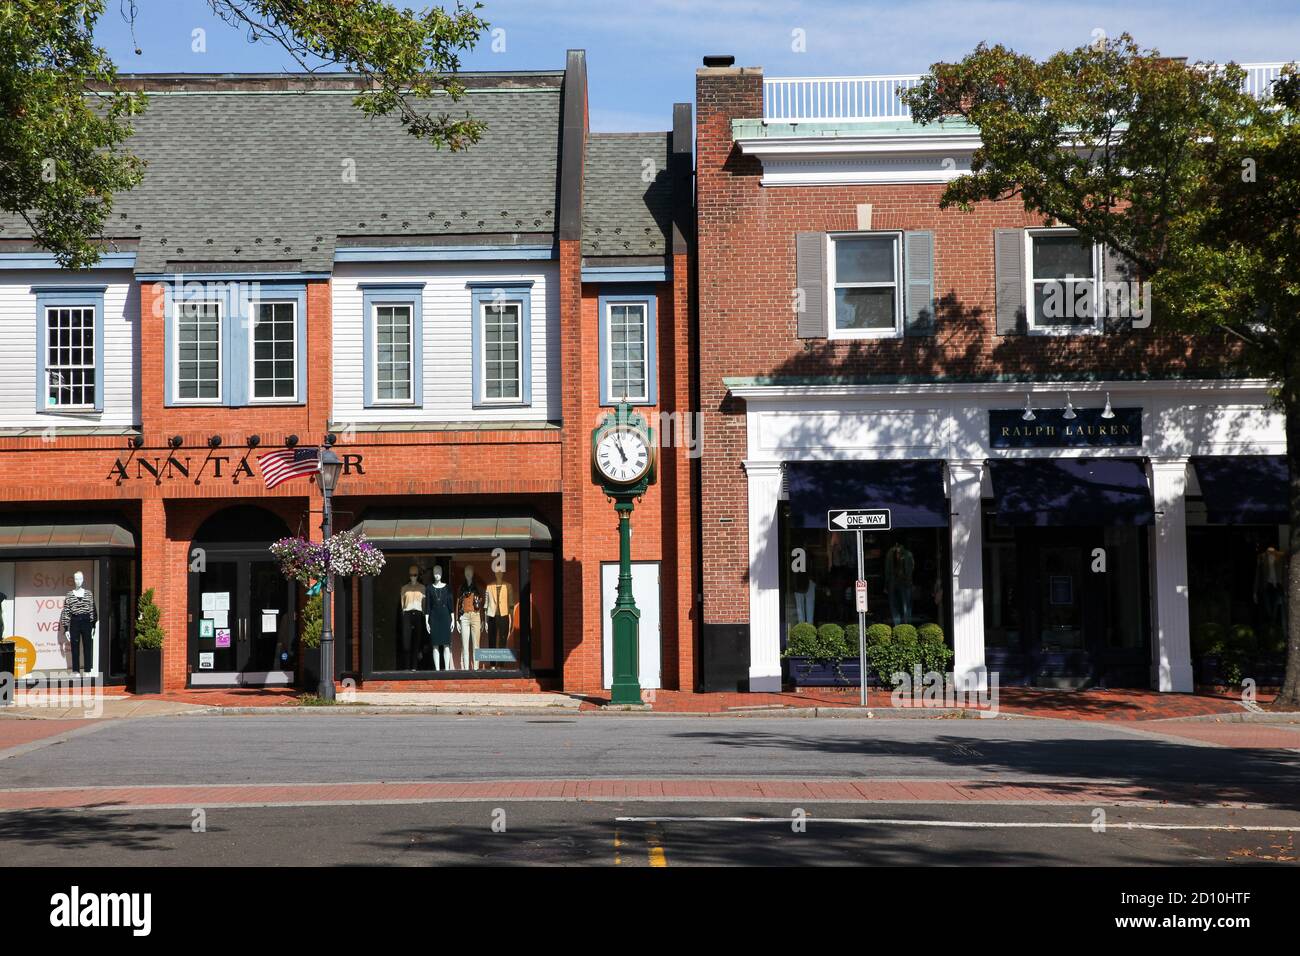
[133,648,162,695]
[786,656,862,687]
[299,643,322,692]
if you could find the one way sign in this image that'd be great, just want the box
[828,509,891,531]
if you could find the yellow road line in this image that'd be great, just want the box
[646,822,668,867]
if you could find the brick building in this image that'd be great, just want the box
[694,59,1291,693]
[0,52,696,695]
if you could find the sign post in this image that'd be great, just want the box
[828,509,891,706]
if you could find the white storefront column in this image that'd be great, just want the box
[743,460,784,692]
[1150,458,1194,692]
[948,461,987,691]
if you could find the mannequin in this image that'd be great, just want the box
[790,569,816,624]
[59,570,96,674]
[883,542,915,625]
[425,565,455,671]
[1255,545,1288,637]
[484,566,514,666]
[457,565,484,671]
[399,565,427,670]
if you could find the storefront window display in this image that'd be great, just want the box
[779,504,949,639]
[0,557,134,679]
[370,551,532,673]
[1187,502,1289,684]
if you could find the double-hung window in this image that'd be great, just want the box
[43,305,97,409]
[176,299,222,402]
[598,292,657,406]
[470,283,532,408]
[483,299,522,402]
[1027,229,1102,332]
[251,300,297,401]
[374,303,414,403]
[828,232,903,337]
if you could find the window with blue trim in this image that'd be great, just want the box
[470,283,532,408]
[361,284,424,408]
[598,290,657,406]
[164,280,308,407]
[34,286,106,414]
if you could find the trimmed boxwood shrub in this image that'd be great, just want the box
[918,623,944,646]
[865,623,892,646]
[817,623,850,659]
[785,622,819,658]
[893,624,918,645]
[843,623,860,649]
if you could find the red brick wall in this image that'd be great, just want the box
[693,65,1230,627]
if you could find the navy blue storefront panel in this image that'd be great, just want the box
[786,460,949,529]
[1191,455,1289,525]
[987,457,1154,527]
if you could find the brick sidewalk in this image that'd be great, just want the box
[0,777,1292,813]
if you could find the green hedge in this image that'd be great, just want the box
[866,622,953,687]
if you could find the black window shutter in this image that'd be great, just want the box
[903,230,936,336]
[795,232,828,338]
[1101,245,1135,332]
[994,228,1027,335]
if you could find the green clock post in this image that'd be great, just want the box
[591,401,657,706]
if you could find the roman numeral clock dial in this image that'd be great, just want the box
[594,427,653,485]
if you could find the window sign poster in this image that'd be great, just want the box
[1049,575,1074,606]
[211,609,229,630]
[8,561,96,673]
[199,619,215,639]
[199,652,214,670]
[215,629,231,648]
[261,609,278,634]
[201,592,230,613]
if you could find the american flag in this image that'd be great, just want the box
[257,447,320,489]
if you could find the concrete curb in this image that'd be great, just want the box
[174,704,1020,719]
[1152,710,1300,725]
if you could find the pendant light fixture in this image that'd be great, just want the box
[1101,392,1115,419]
[1021,393,1036,422]
[1062,392,1077,420]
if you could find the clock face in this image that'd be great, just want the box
[594,427,653,485]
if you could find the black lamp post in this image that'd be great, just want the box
[317,447,344,700]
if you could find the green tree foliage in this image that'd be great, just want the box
[903,36,1300,706]
[1,0,488,267]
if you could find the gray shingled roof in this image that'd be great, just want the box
[582,132,673,258]
[0,79,563,273]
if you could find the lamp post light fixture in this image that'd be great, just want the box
[317,446,344,701]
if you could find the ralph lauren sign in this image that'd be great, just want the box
[989,407,1141,449]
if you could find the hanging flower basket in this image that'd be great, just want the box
[269,528,387,585]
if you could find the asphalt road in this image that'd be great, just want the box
[2,714,1297,789]
[3,801,1298,866]
[2,714,1297,867]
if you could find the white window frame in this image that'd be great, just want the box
[479,298,523,405]
[1025,228,1104,335]
[43,304,97,410]
[603,300,650,404]
[247,299,298,404]
[173,298,223,405]
[369,300,415,406]
[826,231,904,340]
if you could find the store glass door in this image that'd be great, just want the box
[191,555,295,685]
[1030,534,1097,687]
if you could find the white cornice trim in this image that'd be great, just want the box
[728,378,1276,402]
[737,134,983,157]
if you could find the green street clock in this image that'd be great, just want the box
[592,402,656,705]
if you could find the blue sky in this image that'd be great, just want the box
[94,0,1299,131]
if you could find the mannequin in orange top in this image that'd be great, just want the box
[484,567,515,665]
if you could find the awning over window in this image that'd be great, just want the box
[354,512,553,549]
[785,460,949,529]
[1191,455,1289,525]
[986,457,1153,527]
[0,518,136,556]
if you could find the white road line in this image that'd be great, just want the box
[614,816,1300,832]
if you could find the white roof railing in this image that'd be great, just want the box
[762,63,1293,123]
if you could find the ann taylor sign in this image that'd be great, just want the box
[989,407,1141,449]
[106,453,366,483]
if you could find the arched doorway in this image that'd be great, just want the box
[187,505,296,686]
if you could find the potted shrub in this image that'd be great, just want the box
[867,622,953,689]
[133,588,164,694]
[298,590,323,691]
